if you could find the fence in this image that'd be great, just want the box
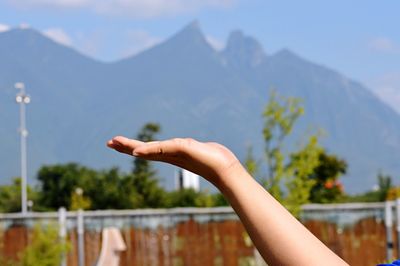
[0,199,399,266]
[301,200,400,265]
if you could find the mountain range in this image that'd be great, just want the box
[1,21,399,193]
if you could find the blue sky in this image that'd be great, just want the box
[1,0,399,112]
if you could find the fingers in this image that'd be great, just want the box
[133,138,191,158]
[107,136,196,160]
[107,136,203,174]
[107,136,144,155]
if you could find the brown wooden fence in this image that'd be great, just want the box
[0,201,399,266]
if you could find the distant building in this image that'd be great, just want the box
[175,168,200,192]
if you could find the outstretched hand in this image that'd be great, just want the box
[107,136,242,187]
[107,136,349,266]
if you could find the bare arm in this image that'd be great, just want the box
[107,136,348,266]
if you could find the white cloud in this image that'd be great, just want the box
[369,72,400,114]
[43,28,73,46]
[9,0,90,8]
[0,23,10,32]
[8,0,235,17]
[206,35,225,51]
[96,0,235,17]
[368,37,400,54]
[119,30,162,58]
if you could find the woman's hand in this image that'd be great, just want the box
[107,135,349,266]
[107,136,242,188]
[107,137,347,266]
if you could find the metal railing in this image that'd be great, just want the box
[0,200,399,265]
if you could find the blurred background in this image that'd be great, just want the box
[0,1,399,265]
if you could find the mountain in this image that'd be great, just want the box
[222,30,266,69]
[0,23,399,193]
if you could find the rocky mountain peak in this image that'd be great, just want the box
[222,30,266,68]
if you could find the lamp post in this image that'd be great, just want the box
[15,82,30,214]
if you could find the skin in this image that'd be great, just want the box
[107,136,349,266]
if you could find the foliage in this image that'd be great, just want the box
[386,187,400,201]
[0,178,37,213]
[211,193,229,207]
[69,187,91,210]
[342,191,382,203]
[34,160,228,210]
[193,191,215,207]
[166,188,212,207]
[283,136,321,216]
[82,168,141,209]
[262,90,304,202]
[132,123,161,174]
[343,172,394,202]
[36,163,97,210]
[36,164,142,210]
[261,90,324,217]
[308,151,347,203]
[376,172,393,201]
[165,189,194,207]
[244,146,259,177]
[0,251,17,266]
[19,224,69,266]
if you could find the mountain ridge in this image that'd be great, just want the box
[0,22,399,192]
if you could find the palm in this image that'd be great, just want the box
[107,136,240,185]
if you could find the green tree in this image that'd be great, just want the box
[69,187,91,210]
[262,90,304,201]
[308,151,347,203]
[133,123,161,174]
[84,168,141,209]
[194,191,215,207]
[167,188,199,207]
[19,224,69,266]
[37,163,97,210]
[37,163,143,210]
[376,171,392,201]
[166,189,215,207]
[386,186,400,200]
[244,146,259,177]
[284,136,322,215]
[262,91,322,217]
[211,193,229,206]
[0,178,37,213]
[338,173,393,203]
[131,123,166,208]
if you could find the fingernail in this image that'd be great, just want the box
[132,150,139,156]
[112,139,121,145]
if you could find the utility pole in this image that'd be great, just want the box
[15,82,30,214]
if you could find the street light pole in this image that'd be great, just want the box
[15,82,30,214]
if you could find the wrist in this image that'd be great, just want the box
[214,161,252,195]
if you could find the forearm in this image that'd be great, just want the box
[107,136,348,265]
[217,163,348,266]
